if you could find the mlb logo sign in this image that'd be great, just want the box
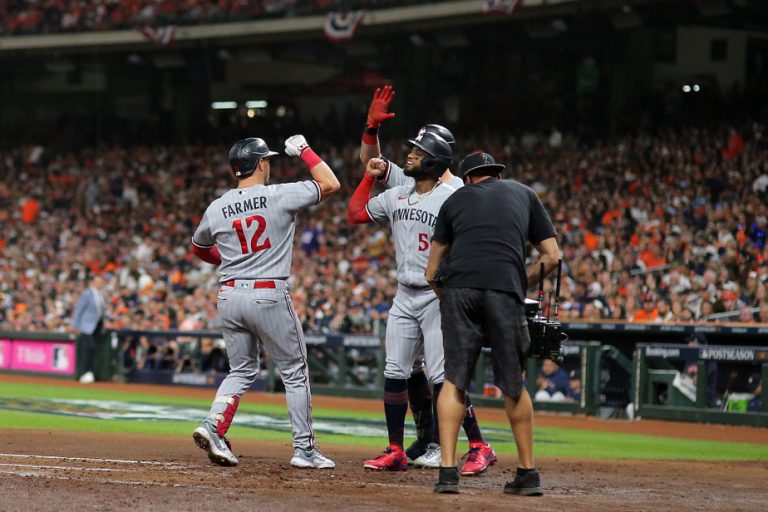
[238,282,250,289]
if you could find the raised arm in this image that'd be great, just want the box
[347,158,388,224]
[360,85,396,165]
[285,135,340,200]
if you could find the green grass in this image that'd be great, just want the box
[0,381,382,419]
[0,381,766,461]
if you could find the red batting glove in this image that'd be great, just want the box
[367,85,396,128]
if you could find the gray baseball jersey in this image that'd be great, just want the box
[365,180,457,383]
[366,182,456,287]
[192,180,321,451]
[192,181,321,281]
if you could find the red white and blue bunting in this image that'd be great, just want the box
[482,0,524,15]
[324,11,365,42]
[137,25,176,46]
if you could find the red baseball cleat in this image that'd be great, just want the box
[460,442,497,476]
[364,446,408,471]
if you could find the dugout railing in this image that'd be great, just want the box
[112,329,386,397]
[632,343,768,427]
[471,341,611,416]
[4,329,766,426]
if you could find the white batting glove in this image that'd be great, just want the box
[284,134,309,157]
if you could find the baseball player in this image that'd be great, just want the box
[357,87,496,476]
[191,135,340,469]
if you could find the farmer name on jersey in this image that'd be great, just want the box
[391,207,437,228]
[222,196,268,219]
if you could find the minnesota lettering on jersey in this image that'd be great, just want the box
[222,197,268,219]
[391,207,437,228]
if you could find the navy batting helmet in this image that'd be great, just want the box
[407,132,453,177]
[421,124,455,146]
[228,138,279,178]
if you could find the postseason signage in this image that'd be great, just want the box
[0,338,76,375]
[563,321,768,337]
[643,343,768,362]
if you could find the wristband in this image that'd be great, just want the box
[362,125,379,145]
[300,147,323,169]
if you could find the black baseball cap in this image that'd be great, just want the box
[459,152,505,178]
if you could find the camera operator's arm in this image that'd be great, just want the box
[526,237,559,289]
[426,240,451,298]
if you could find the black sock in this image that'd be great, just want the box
[384,378,408,450]
[407,371,434,445]
[430,382,444,445]
[517,467,535,475]
[462,394,484,445]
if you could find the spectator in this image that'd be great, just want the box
[757,303,768,323]
[631,293,660,323]
[567,370,582,403]
[738,306,756,323]
[535,359,571,402]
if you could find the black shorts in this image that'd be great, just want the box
[440,287,530,399]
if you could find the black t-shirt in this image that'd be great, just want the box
[432,179,557,300]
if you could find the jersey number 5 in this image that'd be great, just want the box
[233,215,272,254]
[418,233,429,251]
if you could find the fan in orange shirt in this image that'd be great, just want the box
[21,197,41,223]
[631,293,660,323]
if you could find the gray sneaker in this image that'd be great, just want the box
[290,447,336,469]
[193,420,238,467]
[413,443,441,468]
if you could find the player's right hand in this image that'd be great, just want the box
[284,134,309,156]
[365,157,387,178]
[367,85,396,127]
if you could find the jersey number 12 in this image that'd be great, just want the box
[233,215,272,254]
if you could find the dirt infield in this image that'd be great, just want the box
[1,375,767,511]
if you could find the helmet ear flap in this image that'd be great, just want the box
[408,133,452,177]
[422,153,451,177]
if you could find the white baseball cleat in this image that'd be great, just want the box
[193,420,238,467]
[78,372,95,384]
[413,443,441,468]
[290,448,335,469]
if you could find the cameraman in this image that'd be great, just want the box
[425,152,559,496]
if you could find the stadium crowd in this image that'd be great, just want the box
[0,0,425,35]
[1,122,768,369]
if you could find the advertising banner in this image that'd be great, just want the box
[0,339,9,369]
[9,340,76,375]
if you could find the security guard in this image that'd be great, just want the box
[425,152,560,495]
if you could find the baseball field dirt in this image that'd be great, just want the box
[1,375,766,511]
